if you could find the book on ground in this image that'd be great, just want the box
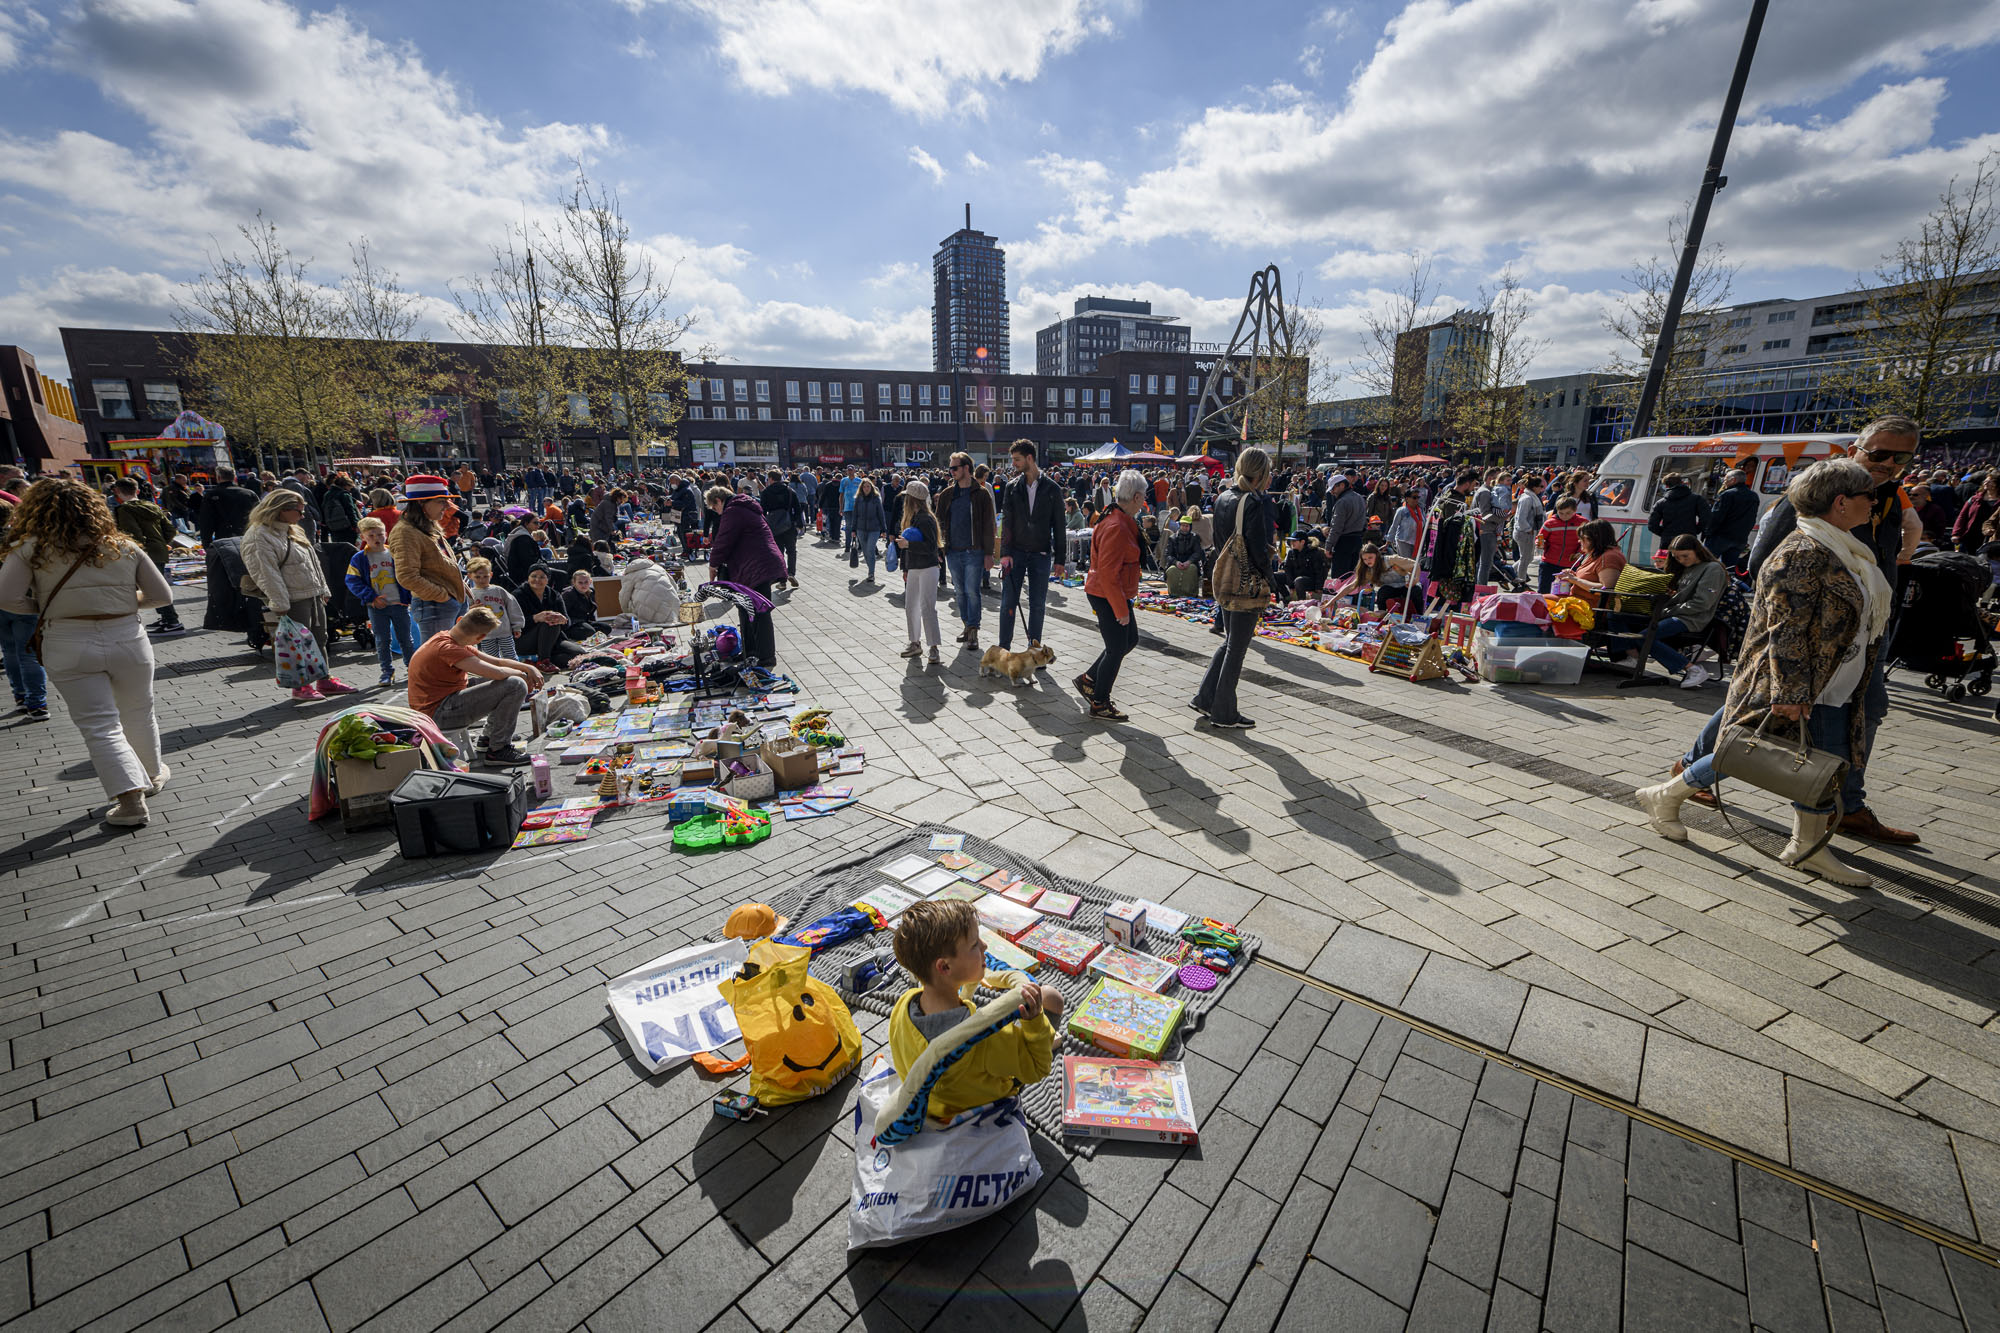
[1061,1055,1200,1144]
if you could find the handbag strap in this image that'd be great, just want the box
[1710,782,1843,866]
[36,554,89,622]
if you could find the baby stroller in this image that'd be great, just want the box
[1889,550,1994,702]
[318,541,377,653]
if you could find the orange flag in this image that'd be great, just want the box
[1781,438,1810,468]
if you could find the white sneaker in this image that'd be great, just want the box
[1679,664,1712,690]
[106,792,150,827]
[148,765,171,796]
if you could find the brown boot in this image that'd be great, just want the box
[1838,807,1921,846]
[1671,759,1717,807]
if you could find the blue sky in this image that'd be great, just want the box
[3,0,1998,390]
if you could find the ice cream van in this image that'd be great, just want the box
[1589,431,1860,564]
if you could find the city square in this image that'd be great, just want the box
[4,2,2000,1331]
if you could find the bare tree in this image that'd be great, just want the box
[543,168,704,471]
[1817,151,2000,436]
[1440,267,1548,457]
[171,248,278,473]
[1600,206,1738,437]
[343,239,453,464]
[1241,295,1328,460]
[1353,250,1444,452]
[452,225,579,471]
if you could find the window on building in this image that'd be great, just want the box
[1021,411,1034,425]
[1002,411,1014,424]
[1002,385,1016,405]
[1221,376,1233,396]
[93,378,134,419]
[850,382,863,403]
[1046,388,1058,407]
[1129,374,1141,393]
[1064,412,1076,425]
[809,408,823,422]
[980,386,995,406]
[938,385,951,406]
[732,379,748,401]
[807,382,821,403]
[1146,375,1158,395]
[709,378,724,399]
[919,410,931,423]
[141,381,181,417]
[568,392,592,423]
[827,382,842,403]
[1813,301,1866,326]
[937,410,951,423]
[784,381,799,401]
[1162,376,1176,396]
[1722,343,1747,355]
[879,409,891,422]
[829,408,843,422]
[1728,317,1752,329]
[755,380,770,401]
[1098,412,1110,426]
[687,379,703,400]
[1768,311,1795,324]
[1762,339,1791,351]
[877,383,891,405]
[1065,387,1077,407]
[689,405,705,420]
[757,406,771,420]
[1130,403,1148,429]
[1160,404,1176,431]
[918,384,931,406]
[783,407,799,421]
[735,406,749,421]
[899,384,912,405]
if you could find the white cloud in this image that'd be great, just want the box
[1311,5,1355,37]
[864,259,926,292]
[1009,278,1249,363]
[622,36,655,58]
[962,150,989,171]
[0,266,182,378]
[1298,44,1322,79]
[0,2,49,69]
[654,0,1121,117]
[1020,0,2000,285]
[907,145,947,185]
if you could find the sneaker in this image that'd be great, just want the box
[148,765,171,796]
[1679,664,1712,690]
[900,642,923,658]
[318,677,359,695]
[378,674,395,687]
[1088,701,1129,722]
[291,685,325,703]
[928,647,941,665]
[480,745,531,766]
[149,622,186,636]
[24,707,48,722]
[1071,672,1095,704]
[106,792,149,827]
[1190,700,1211,716]
[1210,716,1257,730]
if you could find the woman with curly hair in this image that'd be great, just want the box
[0,478,173,825]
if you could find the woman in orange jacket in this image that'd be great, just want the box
[1074,468,1148,722]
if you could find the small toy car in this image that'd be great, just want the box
[712,1092,765,1121]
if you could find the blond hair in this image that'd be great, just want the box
[457,606,502,635]
[1232,446,1271,491]
[466,556,493,577]
[357,516,386,539]
[248,489,312,546]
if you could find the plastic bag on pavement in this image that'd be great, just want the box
[273,615,329,688]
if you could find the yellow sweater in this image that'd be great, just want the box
[887,987,1055,1121]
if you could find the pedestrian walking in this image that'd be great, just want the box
[1192,447,1275,729]
[759,470,802,588]
[111,477,184,636]
[851,479,888,584]
[0,496,47,722]
[939,452,998,650]
[243,489,357,703]
[1075,469,1146,722]
[997,440,1065,663]
[894,481,943,664]
[0,478,172,824]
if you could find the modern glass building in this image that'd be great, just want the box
[932,207,1010,374]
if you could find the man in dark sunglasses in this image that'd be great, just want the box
[1745,415,1922,845]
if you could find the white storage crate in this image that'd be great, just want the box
[1474,630,1589,685]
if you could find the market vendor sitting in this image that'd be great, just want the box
[888,899,1063,1121]
[1164,512,1203,569]
[1273,529,1329,605]
[406,605,543,767]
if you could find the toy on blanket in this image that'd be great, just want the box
[790,708,845,750]
[717,937,863,1107]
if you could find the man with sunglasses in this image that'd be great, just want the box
[939,451,998,650]
[1746,415,1923,846]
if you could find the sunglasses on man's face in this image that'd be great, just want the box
[1861,448,1914,465]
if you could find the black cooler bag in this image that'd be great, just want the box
[389,769,528,858]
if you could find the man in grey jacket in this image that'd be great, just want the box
[1324,476,1368,579]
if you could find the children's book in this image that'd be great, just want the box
[935,852,978,871]
[931,881,986,905]
[1061,1056,1200,1144]
[881,854,936,883]
[953,859,998,883]
[1132,899,1190,935]
[929,833,966,852]
[1087,947,1178,993]
[512,825,591,849]
[1068,977,1186,1058]
[1013,920,1104,976]
[1034,890,1082,920]
[972,895,1043,940]
[908,867,967,897]
[998,881,1044,906]
[850,883,919,922]
[978,926,1038,973]
[980,869,1025,894]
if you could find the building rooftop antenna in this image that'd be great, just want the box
[965,203,971,231]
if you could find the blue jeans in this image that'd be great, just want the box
[368,603,417,677]
[998,549,1053,647]
[857,532,881,580]
[946,550,985,629]
[1680,702,1846,813]
[412,597,463,645]
[528,487,548,511]
[0,610,46,709]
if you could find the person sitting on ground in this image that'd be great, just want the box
[406,605,542,767]
[1329,541,1408,612]
[562,568,613,637]
[1164,512,1203,570]
[464,557,526,661]
[1273,529,1329,605]
[514,565,588,666]
[887,899,1064,1122]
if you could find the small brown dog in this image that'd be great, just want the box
[978,643,1054,686]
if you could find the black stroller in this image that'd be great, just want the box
[318,541,377,653]
[1889,550,1994,702]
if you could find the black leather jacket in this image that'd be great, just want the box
[1211,487,1274,580]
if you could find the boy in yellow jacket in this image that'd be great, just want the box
[888,899,1064,1121]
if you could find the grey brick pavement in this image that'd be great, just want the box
[0,549,1996,1328]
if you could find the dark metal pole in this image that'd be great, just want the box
[1628,0,1768,440]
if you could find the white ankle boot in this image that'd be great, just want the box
[1783,810,1870,886]
[107,791,150,827]
[1635,778,1692,841]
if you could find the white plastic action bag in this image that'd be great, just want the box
[605,938,748,1074]
[846,1054,1043,1250]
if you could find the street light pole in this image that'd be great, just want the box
[1628,0,1768,441]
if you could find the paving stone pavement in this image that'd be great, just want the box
[0,545,1995,1329]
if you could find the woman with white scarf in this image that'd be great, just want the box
[1635,461,1891,886]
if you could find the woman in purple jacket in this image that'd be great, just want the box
[706,486,786,666]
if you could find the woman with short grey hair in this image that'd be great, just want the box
[1113,468,1148,506]
[1636,459,1888,886]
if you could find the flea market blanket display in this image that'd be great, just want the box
[743,824,1263,1148]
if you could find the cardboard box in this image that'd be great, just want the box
[1104,900,1147,949]
[334,748,425,800]
[761,738,820,790]
[593,576,623,617]
[719,753,775,802]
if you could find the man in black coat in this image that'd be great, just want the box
[1704,468,1758,570]
[996,439,1066,656]
[817,475,843,545]
[1647,473,1709,545]
[758,470,802,587]
[196,466,259,545]
[1746,416,1922,848]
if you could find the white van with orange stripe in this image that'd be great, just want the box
[1589,431,1860,564]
